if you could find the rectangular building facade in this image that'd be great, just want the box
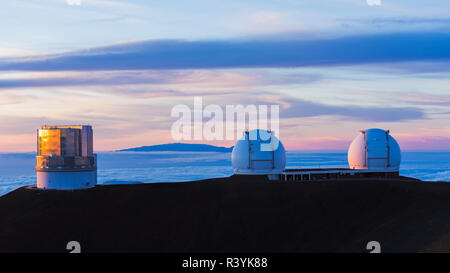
[36,125,96,171]
[37,125,93,157]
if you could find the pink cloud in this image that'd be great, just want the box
[397,136,450,151]
[284,137,350,151]
[1,129,450,153]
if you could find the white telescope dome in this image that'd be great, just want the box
[232,129,286,174]
[348,128,401,171]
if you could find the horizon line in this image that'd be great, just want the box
[2,149,450,154]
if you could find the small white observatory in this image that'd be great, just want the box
[348,128,401,171]
[232,129,286,176]
[36,125,97,190]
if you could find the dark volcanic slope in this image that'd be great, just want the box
[0,176,450,253]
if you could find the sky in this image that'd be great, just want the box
[0,0,450,152]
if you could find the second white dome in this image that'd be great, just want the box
[232,129,286,174]
[348,128,401,171]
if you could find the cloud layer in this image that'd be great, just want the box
[0,31,448,152]
[279,97,424,122]
[1,32,450,71]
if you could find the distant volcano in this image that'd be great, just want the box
[118,143,233,152]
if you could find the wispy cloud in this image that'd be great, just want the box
[2,32,450,71]
[363,17,450,26]
[278,97,424,122]
[0,69,321,89]
[397,136,450,151]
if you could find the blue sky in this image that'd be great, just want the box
[2,0,450,54]
[0,0,450,151]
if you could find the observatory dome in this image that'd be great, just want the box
[348,128,401,171]
[232,129,286,174]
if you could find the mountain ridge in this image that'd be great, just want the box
[1,175,450,252]
[118,143,234,152]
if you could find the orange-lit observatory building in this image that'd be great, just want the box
[36,125,97,189]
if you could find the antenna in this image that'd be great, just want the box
[385,129,390,168]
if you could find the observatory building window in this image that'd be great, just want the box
[38,129,61,156]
